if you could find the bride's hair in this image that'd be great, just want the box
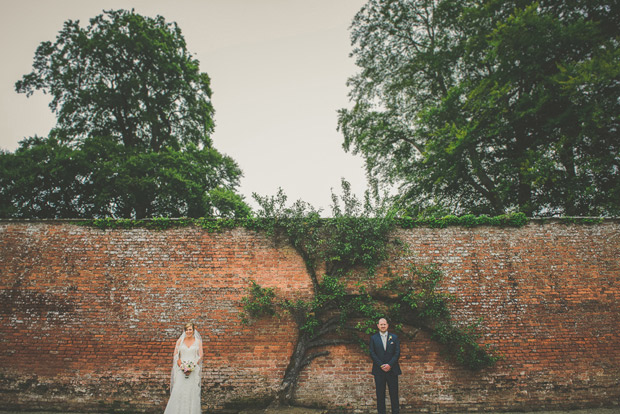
[184,322,195,331]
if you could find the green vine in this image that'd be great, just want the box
[385,264,501,369]
[72,212,614,232]
[432,320,500,370]
[397,212,528,228]
[74,217,240,232]
[239,281,276,325]
[72,211,535,231]
[240,184,501,372]
[554,217,604,225]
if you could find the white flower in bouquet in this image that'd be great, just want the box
[180,361,196,378]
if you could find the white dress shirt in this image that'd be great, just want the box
[380,332,388,350]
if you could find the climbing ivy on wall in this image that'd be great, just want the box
[75,211,530,231]
[75,216,237,231]
[238,184,503,404]
[75,210,606,232]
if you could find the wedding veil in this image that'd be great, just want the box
[169,328,203,391]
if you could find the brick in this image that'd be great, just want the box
[0,220,618,413]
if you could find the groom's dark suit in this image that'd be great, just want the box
[370,332,401,414]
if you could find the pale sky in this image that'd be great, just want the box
[0,0,369,213]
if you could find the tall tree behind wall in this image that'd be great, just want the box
[1,9,250,219]
[338,0,620,217]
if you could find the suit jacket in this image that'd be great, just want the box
[370,332,402,376]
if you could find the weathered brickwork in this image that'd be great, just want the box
[0,220,618,413]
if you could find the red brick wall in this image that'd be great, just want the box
[0,220,618,413]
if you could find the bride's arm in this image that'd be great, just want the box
[197,339,204,366]
[174,337,182,367]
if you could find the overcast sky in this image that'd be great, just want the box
[0,0,369,213]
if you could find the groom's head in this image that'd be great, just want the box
[377,318,389,333]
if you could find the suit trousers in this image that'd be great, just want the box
[373,372,399,414]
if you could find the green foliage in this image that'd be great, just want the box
[1,136,84,218]
[0,136,248,219]
[194,218,243,232]
[73,212,605,232]
[3,9,249,219]
[323,181,396,276]
[76,216,244,232]
[339,0,620,217]
[240,281,277,325]
[385,264,500,370]
[397,212,528,228]
[77,217,192,230]
[241,184,500,371]
[389,265,454,321]
[432,320,502,371]
[350,290,384,336]
[249,181,396,281]
[281,298,315,332]
[249,188,324,275]
[555,217,604,225]
[15,9,214,150]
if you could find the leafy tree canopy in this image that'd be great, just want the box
[2,9,249,219]
[339,0,620,217]
[15,9,214,150]
[0,136,249,219]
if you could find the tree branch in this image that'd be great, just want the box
[311,316,341,340]
[300,351,329,369]
[466,147,504,214]
[307,338,355,350]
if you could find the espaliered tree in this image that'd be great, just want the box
[241,182,504,405]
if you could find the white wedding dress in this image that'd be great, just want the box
[164,340,202,414]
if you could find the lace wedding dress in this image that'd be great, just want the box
[164,340,202,414]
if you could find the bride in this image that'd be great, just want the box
[164,323,204,414]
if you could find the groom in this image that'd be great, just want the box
[370,317,401,414]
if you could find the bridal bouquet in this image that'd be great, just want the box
[180,361,196,378]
